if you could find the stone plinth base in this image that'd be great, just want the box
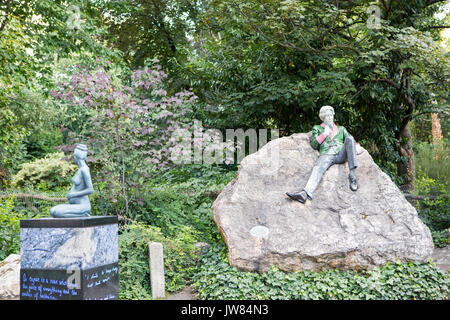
[20,216,118,300]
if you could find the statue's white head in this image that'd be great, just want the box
[74,144,88,162]
[319,105,334,127]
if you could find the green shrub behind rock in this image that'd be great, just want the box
[414,175,450,247]
[415,139,449,185]
[130,168,236,242]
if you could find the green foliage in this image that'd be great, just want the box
[0,109,27,177]
[415,175,449,232]
[0,1,121,72]
[180,0,449,184]
[0,17,36,175]
[414,174,449,247]
[0,1,122,177]
[0,85,64,174]
[193,244,449,300]
[10,88,63,161]
[415,139,449,185]
[118,221,199,300]
[0,197,23,260]
[130,165,236,242]
[99,0,201,75]
[431,230,450,248]
[10,152,77,191]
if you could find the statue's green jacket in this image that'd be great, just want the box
[310,123,350,156]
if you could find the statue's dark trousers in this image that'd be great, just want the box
[287,135,359,203]
[302,135,358,199]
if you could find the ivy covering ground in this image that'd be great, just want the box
[192,244,449,300]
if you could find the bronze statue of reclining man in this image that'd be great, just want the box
[286,105,358,204]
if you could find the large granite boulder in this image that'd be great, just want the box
[213,132,434,272]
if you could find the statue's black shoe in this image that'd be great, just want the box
[286,191,308,203]
[349,174,358,191]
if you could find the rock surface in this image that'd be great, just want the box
[0,254,20,300]
[213,132,434,272]
[20,223,118,270]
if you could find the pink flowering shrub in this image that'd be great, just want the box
[53,60,198,217]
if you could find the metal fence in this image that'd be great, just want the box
[0,188,111,217]
[0,190,67,217]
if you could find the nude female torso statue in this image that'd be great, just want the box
[50,144,94,218]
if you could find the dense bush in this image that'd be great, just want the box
[131,166,236,242]
[431,230,450,248]
[10,152,76,191]
[415,139,449,186]
[0,197,24,260]
[118,221,199,300]
[93,165,236,242]
[193,244,449,300]
[414,175,450,247]
[414,140,449,247]
[0,194,47,260]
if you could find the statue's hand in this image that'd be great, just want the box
[67,191,74,200]
[323,126,331,137]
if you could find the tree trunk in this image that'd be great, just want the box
[395,73,416,191]
[431,113,443,143]
[396,122,415,191]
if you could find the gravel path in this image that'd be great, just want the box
[432,246,450,272]
[164,286,198,300]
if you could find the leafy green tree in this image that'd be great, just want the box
[180,0,449,187]
[353,0,449,188]
[0,17,38,178]
[0,0,123,181]
[97,0,201,76]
